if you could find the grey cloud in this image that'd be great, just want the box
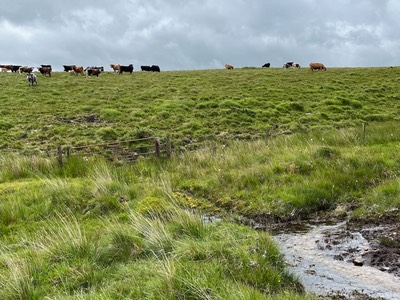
[0,0,399,70]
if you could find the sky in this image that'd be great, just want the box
[0,0,399,71]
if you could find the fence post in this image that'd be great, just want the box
[154,138,161,157]
[362,122,366,144]
[57,145,63,166]
[66,147,71,158]
[166,135,172,158]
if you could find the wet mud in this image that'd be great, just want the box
[271,220,400,299]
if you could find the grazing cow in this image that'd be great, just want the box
[27,73,37,86]
[309,62,327,71]
[110,64,120,72]
[19,66,34,73]
[119,64,134,74]
[11,65,22,72]
[225,64,234,70]
[72,65,84,75]
[38,66,52,77]
[262,63,271,68]
[141,65,152,71]
[63,65,75,72]
[151,65,160,72]
[86,67,102,77]
[85,66,104,72]
[283,62,293,68]
[283,62,300,69]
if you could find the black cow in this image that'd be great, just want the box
[151,65,160,72]
[141,65,152,71]
[63,65,75,72]
[119,64,134,74]
[262,63,270,68]
[41,64,52,68]
[11,65,22,72]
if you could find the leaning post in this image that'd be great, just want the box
[154,138,161,157]
[57,145,63,166]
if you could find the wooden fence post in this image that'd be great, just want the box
[362,122,366,144]
[166,135,172,158]
[154,138,161,157]
[57,145,63,166]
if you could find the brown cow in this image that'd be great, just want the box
[309,62,327,71]
[0,65,12,71]
[224,64,234,70]
[0,65,11,72]
[19,66,34,73]
[110,64,120,72]
[38,66,52,77]
[72,65,84,75]
[86,67,102,77]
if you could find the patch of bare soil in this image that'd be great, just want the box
[349,221,400,277]
[250,211,400,300]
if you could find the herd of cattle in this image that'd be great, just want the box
[225,62,327,71]
[0,64,161,77]
[0,63,161,86]
[1,62,326,86]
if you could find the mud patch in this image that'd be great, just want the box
[272,221,400,299]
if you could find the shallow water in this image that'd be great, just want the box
[273,222,400,299]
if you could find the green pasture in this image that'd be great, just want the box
[0,67,399,153]
[0,67,399,299]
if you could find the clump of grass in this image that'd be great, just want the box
[34,213,93,261]
[0,255,41,300]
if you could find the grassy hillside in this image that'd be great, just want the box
[0,155,309,299]
[1,67,399,299]
[1,126,399,298]
[0,67,399,153]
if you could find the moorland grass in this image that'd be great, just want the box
[0,125,399,298]
[0,67,399,153]
[1,67,399,299]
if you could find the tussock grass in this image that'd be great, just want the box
[170,123,400,219]
[1,124,398,298]
[1,66,399,298]
[0,205,304,299]
[1,67,399,153]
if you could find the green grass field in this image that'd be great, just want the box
[0,67,399,299]
[1,67,399,152]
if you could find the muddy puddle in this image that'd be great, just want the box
[272,221,400,299]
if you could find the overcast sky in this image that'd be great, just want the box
[1,0,399,71]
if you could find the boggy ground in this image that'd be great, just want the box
[248,209,400,300]
[349,219,400,277]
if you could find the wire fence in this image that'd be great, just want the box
[56,136,172,165]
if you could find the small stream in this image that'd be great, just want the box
[273,221,400,299]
